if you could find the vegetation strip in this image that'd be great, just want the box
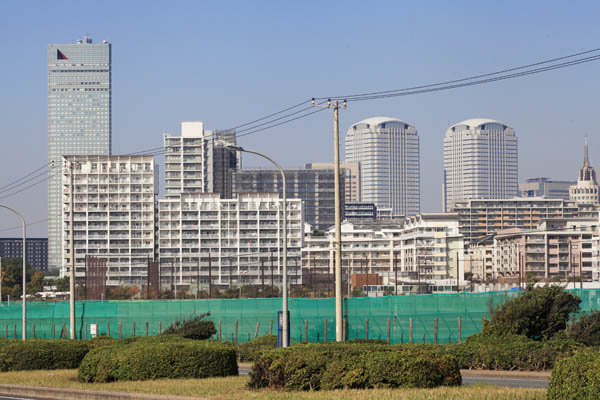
[0,370,547,400]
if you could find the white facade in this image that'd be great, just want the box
[164,121,214,198]
[345,116,420,216]
[443,118,518,212]
[158,192,304,292]
[62,155,156,286]
[302,214,464,291]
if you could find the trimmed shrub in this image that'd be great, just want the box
[449,333,579,371]
[548,350,600,399]
[78,338,238,382]
[248,343,461,391]
[0,339,89,371]
[163,313,217,340]
[567,311,600,346]
[236,334,277,362]
[86,335,117,350]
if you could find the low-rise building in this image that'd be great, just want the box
[493,219,599,281]
[452,198,598,246]
[302,214,464,293]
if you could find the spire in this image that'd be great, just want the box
[584,135,589,168]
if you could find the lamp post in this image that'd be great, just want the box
[0,205,27,340]
[225,145,289,347]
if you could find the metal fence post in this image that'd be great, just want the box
[409,317,413,344]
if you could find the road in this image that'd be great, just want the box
[462,376,549,388]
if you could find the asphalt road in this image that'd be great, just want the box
[0,395,46,400]
[462,376,549,388]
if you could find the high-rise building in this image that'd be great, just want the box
[304,162,361,202]
[0,238,48,270]
[232,169,344,231]
[443,119,518,212]
[570,137,600,205]
[48,34,111,270]
[62,155,156,286]
[519,178,575,200]
[344,117,420,216]
[164,121,240,199]
[158,192,303,292]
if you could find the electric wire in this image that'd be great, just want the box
[0,169,51,195]
[315,47,600,101]
[340,54,600,102]
[0,163,49,192]
[0,218,48,232]
[0,172,59,201]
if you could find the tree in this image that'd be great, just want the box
[55,277,69,292]
[107,285,139,300]
[567,311,600,346]
[26,271,45,294]
[163,313,216,340]
[483,283,581,340]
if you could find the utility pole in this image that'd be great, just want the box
[208,252,212,299]
[313,97,346,342]
[261,257,265,294]
[66,161,76,340]
[394,253,398,296]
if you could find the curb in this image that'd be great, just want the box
[0,384,211,400]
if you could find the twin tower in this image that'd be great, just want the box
[345,117,517,216]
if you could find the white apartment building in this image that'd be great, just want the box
[164,121,240,199]
[443,118,518,212]
[158,192,304,292]
[62,155,156,286]
[302,214,464,292]
[345,117,420,216]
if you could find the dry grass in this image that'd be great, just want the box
[0,369,547,399]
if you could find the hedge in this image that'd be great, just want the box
[236,334,277,362]
[248,343,461,391]
[447,334,580,371]
[547,351,600,399]
[0,339,89,371]
[78,338,238,382]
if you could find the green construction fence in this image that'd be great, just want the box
[1,289,599,343]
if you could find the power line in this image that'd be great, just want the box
[342,54,600,102]
[314,48,600,101]
[0,218,48,233]
[0,172,59,201]
[0,169,50,195]
[0,163,49,192]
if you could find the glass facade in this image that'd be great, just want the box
[48,35,111,270]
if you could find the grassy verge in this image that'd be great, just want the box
[0,370,546,400]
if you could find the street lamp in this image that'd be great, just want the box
[0,205,27,340]
[225,145,289,347]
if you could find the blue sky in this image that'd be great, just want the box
[1,1,600,236]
